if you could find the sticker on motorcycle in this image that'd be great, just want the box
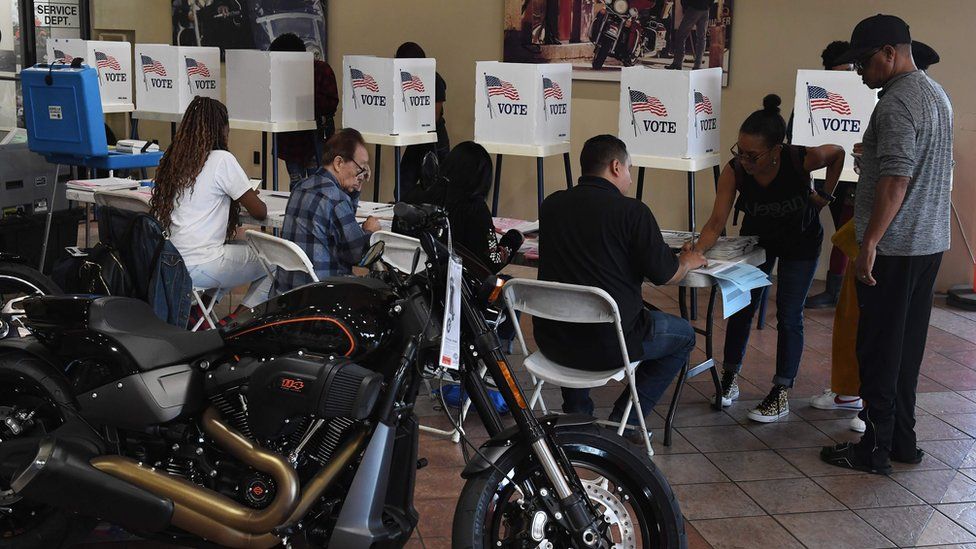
[438,253,463,370]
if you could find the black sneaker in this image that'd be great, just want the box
[892,448,925,465]
[820,442,892,475]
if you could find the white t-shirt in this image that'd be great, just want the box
[168,150,252,266]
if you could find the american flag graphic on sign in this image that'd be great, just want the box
[350,68,379,92]
[694,91,713,115]
[141,55,167,76]
[53,49,73,63]
[485,75,520,101]
[94,52,121,71]
[808,85,852,115]
[630,90,668,117]
[400,71,425,93]
[542,77,563,100]
[185,58,211,77]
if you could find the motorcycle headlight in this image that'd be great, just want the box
[612,0,629,14]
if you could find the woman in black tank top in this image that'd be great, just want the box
[688,94,846,423]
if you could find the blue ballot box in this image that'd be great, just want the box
[21,64,162,170]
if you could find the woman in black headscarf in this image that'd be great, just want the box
[406,141,509,272]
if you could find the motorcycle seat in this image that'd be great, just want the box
[88,297,224,370]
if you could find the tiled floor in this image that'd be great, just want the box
[66,225,976,548]
[398,263,976,549]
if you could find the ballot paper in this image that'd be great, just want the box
[693,260,772,318]
[66,177,141,191]
[356,201,396,220]
[660,230,759,260]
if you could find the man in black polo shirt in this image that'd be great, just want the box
[534,135,708,436]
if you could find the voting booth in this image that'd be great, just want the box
[47,39,134,113]
[341,55,436,135]
[226,50,314,124]
[474,61,572,147]
[134,44,221,115]
[791,70,878,172]
[618,67,722,159]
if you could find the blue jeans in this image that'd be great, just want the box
[561,310,695,426]
[723,255,818,387]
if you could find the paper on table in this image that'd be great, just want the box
[693,260,772,318]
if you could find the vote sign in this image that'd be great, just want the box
[474,61,571,147]
[134,44,221,115]
[48,39,133,110]
[618,67,721,159]
[791,70,877,171]
[341,55,435,135]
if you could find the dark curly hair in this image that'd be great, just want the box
[150,96,238,239]
[821,40,851,69]
[740,94,787,147]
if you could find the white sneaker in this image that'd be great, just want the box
[849,416,866,433]
[809,389,863,411]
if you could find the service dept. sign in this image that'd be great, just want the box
[475,61,571,147]
[34,1,79,28]
[342,55,435,135]
[791,70,878,172]
[619,67,721,159]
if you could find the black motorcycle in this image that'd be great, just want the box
[0,204,684,548]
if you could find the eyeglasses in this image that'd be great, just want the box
[346,157,371,182]
[853,47,883,72]
[730,143,773,164]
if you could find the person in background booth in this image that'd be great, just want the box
[150,96,270,316]
[270,33,339,185]
[277,129,381,294]
[690,94,845,423]
[535,135,707,442]
[395,42,450,200]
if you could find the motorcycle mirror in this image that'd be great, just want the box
[420,151,440,190]
[629,7,638,17]
[358,241,386,268]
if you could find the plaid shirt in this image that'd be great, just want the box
[276,170,369,293]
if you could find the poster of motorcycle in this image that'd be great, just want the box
[504,0,733,85]
[172,0,327,61]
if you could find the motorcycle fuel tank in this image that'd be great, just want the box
[222,277,399,362]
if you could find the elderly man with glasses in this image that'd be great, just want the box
[276,128,381,293]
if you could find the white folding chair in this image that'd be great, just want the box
[93,189,151,214]
[502,278,654,457]
[245,229,319,285]
[369,230,426,274]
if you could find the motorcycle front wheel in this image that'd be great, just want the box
[592,40,610,70]
[452,424,685,549]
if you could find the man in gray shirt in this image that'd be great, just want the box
[822,14,953,474]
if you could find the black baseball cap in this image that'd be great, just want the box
[834,14,914,65]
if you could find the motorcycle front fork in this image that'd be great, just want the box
[459,295,606,545]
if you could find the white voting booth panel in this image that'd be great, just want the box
[134,44,221,115]
[341,56,436,135]
[48,39,134,111]
[618,67,721,158]
[474,61,571,147]
[791,70,878,172]
[226,50,313,123]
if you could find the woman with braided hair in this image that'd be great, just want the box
[150,96,271,315]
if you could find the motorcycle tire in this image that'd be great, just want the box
[0,354,94,549]
[452,424,686,549]
[592,42,610,70]
[0,262,61,298]
[0,262,60,339]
